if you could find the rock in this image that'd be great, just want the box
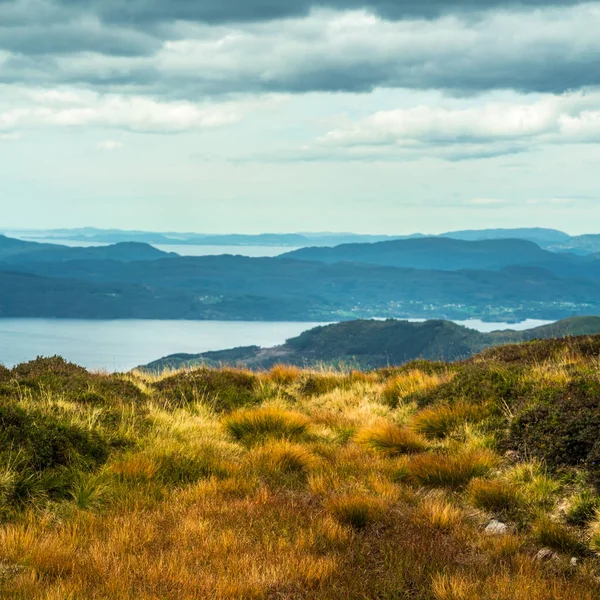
[570,557,578,567]
[535,548,558,562]
[485,520,508,535]
[0,562,26,578]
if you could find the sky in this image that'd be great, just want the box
[1,0,600,234]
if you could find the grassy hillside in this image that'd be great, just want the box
[141,316,600,372]
[3,337,600,598]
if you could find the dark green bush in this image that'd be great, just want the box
[0,365,11,382]
[406,362,525,409]
[152,368,258,411]
[0,402,108,471]
[510,377,600,486]
[10,356,145,404]
[479,336,600,365]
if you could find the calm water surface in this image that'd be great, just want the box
[19,238,300,257]
[0,319,327,372]
[0,318,554,372]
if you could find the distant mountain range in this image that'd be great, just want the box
[139,316,600,371]
[1,233,600,322]
[6,226,600,254]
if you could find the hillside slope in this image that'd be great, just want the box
[140,316,600,371]
[3,341,600,599]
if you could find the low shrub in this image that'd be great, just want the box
[466,478,522,515]
[411,402,489,439]
[0,364,11,382]
[407,363,524,408]
[223,407,310,443]
[354,422,428,455]
[326,494,386,529]
[152,367,258,411]
[10,356,145,404]
[0,402,108,471]
[406,449,498,488]
[509,377,600,486]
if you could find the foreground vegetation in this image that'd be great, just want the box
[3,336,600,598]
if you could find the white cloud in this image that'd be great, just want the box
[0,90,268,134]
[0,132,21,141]
[314,91,600,159]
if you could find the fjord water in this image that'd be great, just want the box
[0,319,327,372]
[0,318,554,373]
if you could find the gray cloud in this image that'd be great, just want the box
[0,1,599,101]
[35,0,588,25]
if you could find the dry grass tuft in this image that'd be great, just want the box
[405,449,498,488]
[532,517,583,554]
[416,494,463,531]
[249,440,318,477]
[411,402,488,438]
[325,494,387,529]
[466,478,523,515]
[267,364,303,385]
[381,369,451,407]
[431,573,475,600]
[354,422,428,455]
[223,406,310,443]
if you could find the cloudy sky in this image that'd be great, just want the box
[1,0,600,234]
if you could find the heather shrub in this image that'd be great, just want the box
[509,377,600,486]
[152,367,258,410]
[0,402,108,471]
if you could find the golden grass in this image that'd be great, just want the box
[222,406,310,443]
[404,449,498,488]
[325,494,387,529]
[354,422,428,455]
[381,369,452,407]
[411,402,489,438]
[2,360,600,599]
[466,478,523,515]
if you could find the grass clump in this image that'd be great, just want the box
[416,495,463,531]
[223,407,310,443]
[565,490,600,526]
[381,369,449,408]
[532,517,584,554]
[250,440,317,478]
[268,364,302,385]
[405,449,498,488]
[588,514,600,554]
[355,422,428,455]
[326,494,387,529]
[411,402,489,439]
[466,478,523,515]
